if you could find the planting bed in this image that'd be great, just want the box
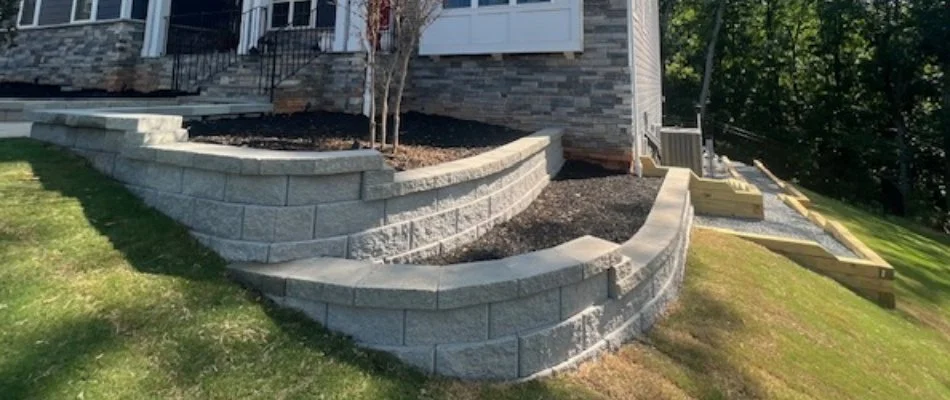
[186,111,529,171]
[0,82,189,98]
[424,161,664,265]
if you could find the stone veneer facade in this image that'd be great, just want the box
[0,21,147,91]
[406,0,635,169]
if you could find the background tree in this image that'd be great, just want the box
[663,0,948,232]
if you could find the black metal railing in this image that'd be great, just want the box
[168,7,265,92]
[256,9,338,100]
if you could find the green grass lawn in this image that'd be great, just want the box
[1,139,949,399]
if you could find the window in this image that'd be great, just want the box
[270,0,314,29]
[17,0,39,26]
[516,0,550,3]
[477,0,506,6]
[443,0,470,9]
[72,0,97,22]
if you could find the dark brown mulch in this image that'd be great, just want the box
[186,111,529,171]
[423,161,664,265]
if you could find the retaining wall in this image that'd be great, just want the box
[229,168,693,381]
[27,108,564,264]
[0,97,212,122]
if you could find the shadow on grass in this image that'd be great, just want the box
[636,253,770,400]
[0,139,577,399]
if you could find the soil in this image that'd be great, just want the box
[423,161,664,265]
[186,111,530,171]
[0,82,189,98]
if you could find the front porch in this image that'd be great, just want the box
[140,0,381,58]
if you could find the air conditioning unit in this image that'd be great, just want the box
[660,127,703,176]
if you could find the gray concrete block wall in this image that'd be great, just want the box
[27,109,564,265]
[230,168,696,381]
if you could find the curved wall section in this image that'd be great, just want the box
[27,108,565,264]
[229,168,694,381]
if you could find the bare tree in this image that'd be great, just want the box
[353,0,386,148]
[354,0,440,152]
[697,0,725,123]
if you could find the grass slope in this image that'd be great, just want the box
[1,139,948,399]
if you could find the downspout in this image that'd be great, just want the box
[627,0,643,176]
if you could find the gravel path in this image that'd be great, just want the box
[423,161,663,265]
[695,161,858,258]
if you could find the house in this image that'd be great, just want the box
[2,0,663,171]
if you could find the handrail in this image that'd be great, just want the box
[168,6,267,93]
[256,6,334,101]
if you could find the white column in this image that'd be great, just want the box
[239,0,267,54]
[120,0,132,19]
[141,0,172,57]
[333,0,349,52]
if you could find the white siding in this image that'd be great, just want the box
[420,0,583,56]
[631,0,662,145]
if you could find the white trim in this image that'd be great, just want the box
[119,0,131,19]
[420,0,583,56]
[70,0,100,23]
[267,0,317,30]
[16,0,42,28]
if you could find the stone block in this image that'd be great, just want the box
[268,236,347,263]
[138,188,195,225]
[385,190,439,224]
[456,198,490,232]
[141,162,184,193]
[288,173,363,205]
[315,200,385,238]
[348,222,411,260]
[112,157,148,185]
[439,227,479,255]
[560,273,609,319]
[242,206,278,242]
[437,260,520,310]
[191,199,244,239]
[556,236,622,279]
[326,304,404,345]
[285,258,376,305]
[182,169,226,200]
[489,288,559,338]
[437,178,483,209]
[226,175,288,206]
[600,279,652,339]
[506,250,584,297]
[363,168,395,186]
[283,297,328,325]
[274,206,317,242]
[518,313,585,377]
[364,344,435,374]
[354,264,441,310]
[609,260,649,299]
[206,236,271,263]
[385,243,442,264]
[411,210,458,248]
[405,305,489,345]
[435,336,519,380]
[583,306,605,348]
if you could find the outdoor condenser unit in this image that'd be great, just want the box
[660,127,703,176]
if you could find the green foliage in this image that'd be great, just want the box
[663,0,949,232]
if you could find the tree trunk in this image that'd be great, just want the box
[698,0,725,123]
[392,50,413,152]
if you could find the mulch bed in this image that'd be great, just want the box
[186,111,529,171]
[0,82,188,98]
[423,161,664,265]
